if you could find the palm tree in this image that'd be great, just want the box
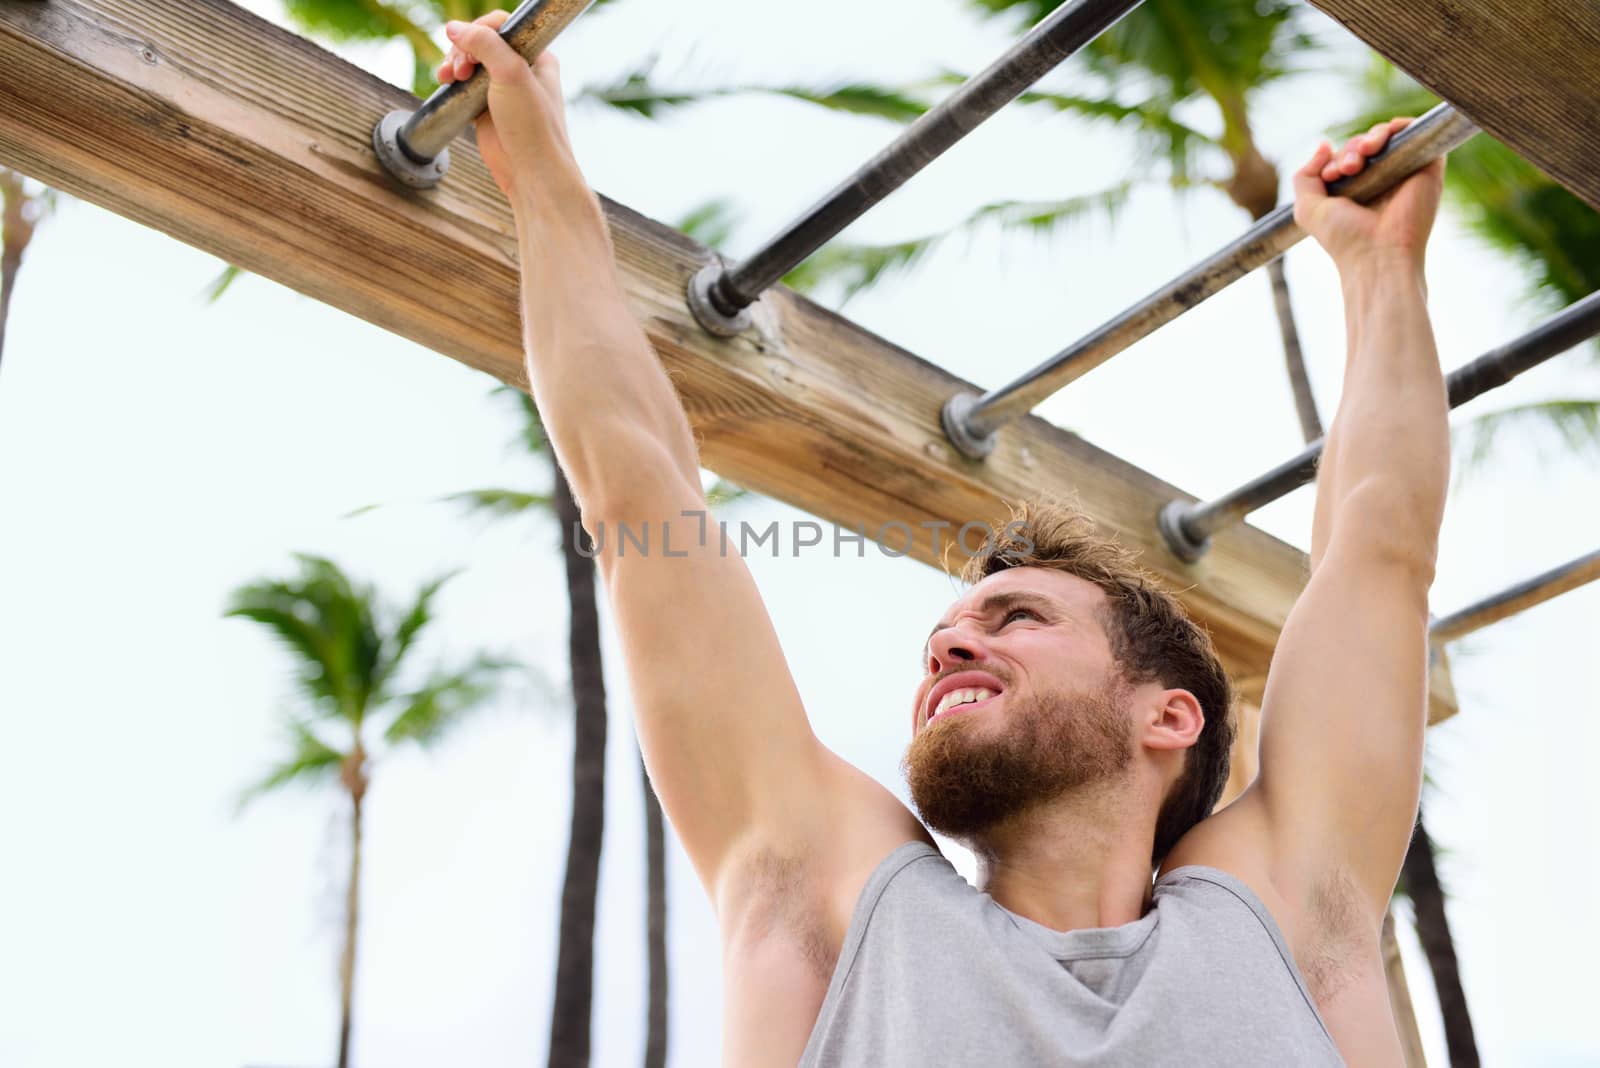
[442,388,631,1068]
[228,553,516,1068]
[0,169,52,374]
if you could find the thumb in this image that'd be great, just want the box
[445,19,535,86]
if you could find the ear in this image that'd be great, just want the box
[1140,688,1204,753]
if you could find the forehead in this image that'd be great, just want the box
[938,566,1108,624]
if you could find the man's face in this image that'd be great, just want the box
[902,567,1135,840]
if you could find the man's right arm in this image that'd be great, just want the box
[444,16,922,906]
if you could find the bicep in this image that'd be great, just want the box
[1249,539,1431,914]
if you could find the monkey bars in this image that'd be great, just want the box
[1159,289,1600,562]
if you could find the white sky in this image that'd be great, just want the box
[2,1,1598,1066]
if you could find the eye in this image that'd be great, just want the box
[1001,608,1037,626]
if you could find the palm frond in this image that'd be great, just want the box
[490,384,548,456]
[705,478,748,507]
[1010,84,1216,183]
[202,265,243,304]
[383,653,519,746]
[1455,398,1600,472]
[782,236,941,305]
[224,585,343,706]
[440,487,554,519]
[223,555,385,724]
[236,719,346,812]
[373,568,464,699]
[284,0,436,54]
[574,58,929,124]
[782,182,1135,303]
[769,83,930,124]
[1085,0,1307,97]
[918,69,1217,183]
[675,199,742,252]
[968,0,1310,92]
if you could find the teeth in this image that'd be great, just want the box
[933,686,997,719]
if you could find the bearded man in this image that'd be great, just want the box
[441,12,1449,1065]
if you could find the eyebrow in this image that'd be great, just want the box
[924,590,1057,649]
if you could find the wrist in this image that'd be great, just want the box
[1336,246,1426,291]
[509,159,604,228]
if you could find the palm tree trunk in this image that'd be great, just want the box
[1403,817,1480,1066]
[338,790,363,1068]
[548,464,608,1068]
[642,754,668,1068]
[1265,257,1322,441]
[0,169,40,375]
[0,242,19,375]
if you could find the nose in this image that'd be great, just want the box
[926,622,990,676]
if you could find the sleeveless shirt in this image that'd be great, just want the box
[796,841,1344,1067]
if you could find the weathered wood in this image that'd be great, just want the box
[0,0,1457,719]
[1309,0,1600,210]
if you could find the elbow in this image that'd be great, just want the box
[561,425,704,525]
[575,444,707,531]
[1328,478,1444,584]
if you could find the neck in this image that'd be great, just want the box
[970,778,1158,932]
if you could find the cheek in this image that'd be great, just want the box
[1011,635,1104,687]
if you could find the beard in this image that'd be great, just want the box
[902,672,1134,841]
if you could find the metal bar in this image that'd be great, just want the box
[372,0,594,189]
[942,103,1480,458]
[686,0,1144,336]
[1430,549,1600,644]
[1157,288,1600,561]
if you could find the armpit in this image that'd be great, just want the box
[721,845,839,983]
[1298,867,1379,1006]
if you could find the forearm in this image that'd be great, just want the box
[511,174,703,518]
[1311,256,1449,574]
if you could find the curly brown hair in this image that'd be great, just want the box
[960,499,1235,864]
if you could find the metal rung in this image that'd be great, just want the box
[1157,288,1600,562]
[686,0,1145,337]
[1430,549,1600,644]
[942,103,1480,458]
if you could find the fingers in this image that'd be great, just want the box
[436,10,520,85]
[436,10,511,83]
[1319,116,1414,182]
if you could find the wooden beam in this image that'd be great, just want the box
[0,0,1457,719]
[1308,0,1600,211]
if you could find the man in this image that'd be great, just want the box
[440,12,1447,1065]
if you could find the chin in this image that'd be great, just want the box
[901,685,1134,839]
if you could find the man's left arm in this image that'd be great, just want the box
[1188,121,1450,928]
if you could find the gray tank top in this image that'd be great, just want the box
[797,841,1344,1066]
